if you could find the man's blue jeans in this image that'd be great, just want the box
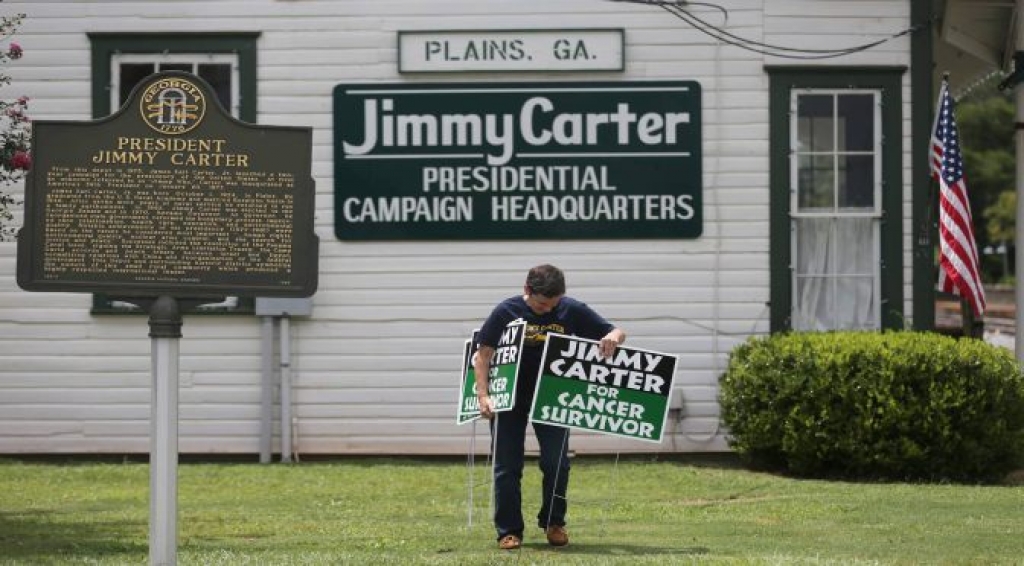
[491,403,571,540]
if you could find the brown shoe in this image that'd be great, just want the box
[545,525,569,547]
[498,534,522,550]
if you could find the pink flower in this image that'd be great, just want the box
[8,42,22,59]
[11,150,30,170]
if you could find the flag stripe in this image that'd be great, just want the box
[931,80,986,317]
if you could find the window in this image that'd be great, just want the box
[111,54,239,118]
[791,90,881,330]
[768,68,904,332]
[87,33,259,314]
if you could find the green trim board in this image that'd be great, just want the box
[910,0,936,330]
[766,66,906,332]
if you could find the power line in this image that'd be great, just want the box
[608,0,927,60]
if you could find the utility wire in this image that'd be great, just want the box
[609,0,927,60]
[665,4,888,55]
[661,3,921,59]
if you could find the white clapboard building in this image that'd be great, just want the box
[0,0,1011,455]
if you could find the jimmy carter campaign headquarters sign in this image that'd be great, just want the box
[333,81,701,240]
[530,333,677,443]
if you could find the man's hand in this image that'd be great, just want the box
[473,345,496,419]
[599,328,626,358]
[478,393,495,420]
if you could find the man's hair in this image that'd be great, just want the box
[526,264,566,297]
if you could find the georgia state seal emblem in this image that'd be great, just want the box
[139,77,206,135]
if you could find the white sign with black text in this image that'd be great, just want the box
[399,29,624,73]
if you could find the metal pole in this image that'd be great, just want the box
[489,414,498,525]
[466,419,476,528]
[260,317,274,464]
[148,296,181,566]
[280,316,292,463]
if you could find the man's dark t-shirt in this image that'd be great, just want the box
[478,295,614,408]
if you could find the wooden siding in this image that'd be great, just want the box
[0,0,912,455]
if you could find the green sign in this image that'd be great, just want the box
[17,71,318,298]
[334,81,701,240]
[456,322,525,424]
[457,337,480,425]
[529,333,677,443]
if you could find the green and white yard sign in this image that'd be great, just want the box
[529,333,677,442]
[456,321,526,424]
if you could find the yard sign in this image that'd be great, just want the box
[456,321,525,424]
[529,333,677,442]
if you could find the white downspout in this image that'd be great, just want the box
[280,315,293,463]
[260,317,274,464]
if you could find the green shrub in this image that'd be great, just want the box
[719,331,1024,482]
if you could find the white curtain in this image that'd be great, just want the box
[793,217,877,330]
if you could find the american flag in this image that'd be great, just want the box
[931,79,986,317]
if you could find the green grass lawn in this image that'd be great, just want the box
[1,456,1023,565]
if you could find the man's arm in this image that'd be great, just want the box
[473,345,496,419]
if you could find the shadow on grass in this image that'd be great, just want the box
[570,452,745,470]
[0,509,147,561]
[522,541,710,557]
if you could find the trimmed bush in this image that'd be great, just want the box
[719,331,1024,482]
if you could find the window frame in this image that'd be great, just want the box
[789,89,883,330]
[790,89,882,216]
[110,53,241,119]
[87,32,260,314]
[767,67,905,332]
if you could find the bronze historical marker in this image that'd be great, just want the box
[17,71,318,298]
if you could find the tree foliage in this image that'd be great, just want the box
[959,82,1015,281]
[985,189,1015,245]
[0,8,29,240]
